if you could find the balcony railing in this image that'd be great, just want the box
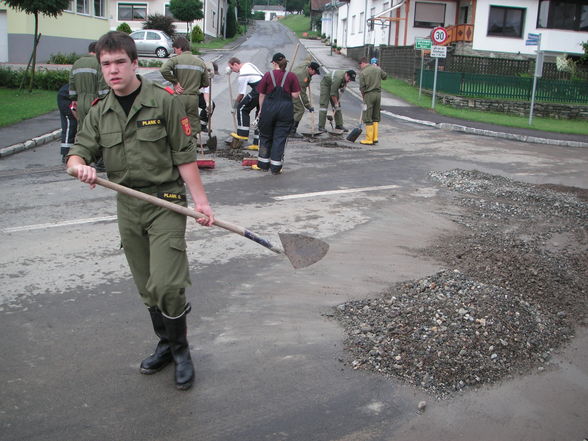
[445,24,474,45]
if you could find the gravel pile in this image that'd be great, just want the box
[333,169,587,398]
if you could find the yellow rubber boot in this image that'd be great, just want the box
[360,124,374,145]
[373,122,379,144]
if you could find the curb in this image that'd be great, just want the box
[0,129,62,158]
[381,110,588,148]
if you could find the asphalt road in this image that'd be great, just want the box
[1,21,587,441]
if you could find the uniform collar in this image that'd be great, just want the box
[102,76,158,115]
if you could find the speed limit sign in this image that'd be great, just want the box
[431,27,448,44]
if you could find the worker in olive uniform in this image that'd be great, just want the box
[68,41,108,130]
[289,61,320,138]
[67,31,215,391]
[318,69,356,132]
[57,83,77,163]
[358,57,387,145]
[227,57,264,149]
[160,37,209,139]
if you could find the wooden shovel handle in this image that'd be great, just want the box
[66,168,282,254]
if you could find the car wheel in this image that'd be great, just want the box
[156,47,168,58]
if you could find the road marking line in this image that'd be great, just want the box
[2,216,117,233]
[273,185,400,201]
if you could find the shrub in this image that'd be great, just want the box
[143,13,176,37]
[191,25,204,43]
[138,59,163,67]
[117,22,132,34]
[0,68,69,90]
[48,52,82,64]
[253,11,264,20]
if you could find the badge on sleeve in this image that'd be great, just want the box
[180,117,192,136]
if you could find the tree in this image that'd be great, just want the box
[3,0,70,92]
[169,0,204,35]
[191,25,205,43]
[285,0,306,14]
[226,3,238,38]
[143,13,176,37]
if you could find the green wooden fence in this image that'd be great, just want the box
[418,70,588,104]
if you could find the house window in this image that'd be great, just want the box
[77,0,90,14]
[359,12,365,33]
[165,4,176,20]
[94,0,105,17]
[487,6,525,38]
[414,2,446,28]
[118,3,147,21]
[351,15,356,34]
[538,0,588,31]
[66,1,74,12]
[212,11,216,28]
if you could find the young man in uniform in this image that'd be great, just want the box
[160,37,209,141]
[68,41,108,130]
[227,57,264,150]
[358,57,387,145]
[318,69,356,133]
[289,61,320,138]
[66,31,215,391]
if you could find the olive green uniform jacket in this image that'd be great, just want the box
[359,64,387,124]
[69,78,198,315]
[69,55,108,129]
[160,51,209,135]
[292,64,313,123]
[319,70,347,129]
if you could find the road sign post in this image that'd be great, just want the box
[430,45,447,109]
[527,33,542,125]
[415,38,432,98]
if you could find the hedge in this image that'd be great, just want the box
[0,68,70,91]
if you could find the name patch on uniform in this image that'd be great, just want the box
[158,192,186,202]
[137,119,164,128]
[180,117,192,136]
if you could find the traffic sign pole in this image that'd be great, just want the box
[432,57,439,109]
[529,33,542,125]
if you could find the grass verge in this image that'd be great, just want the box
[195,35,240,50]
[381,78,588,136]
[279,15,321,39]
[0,88,58,127]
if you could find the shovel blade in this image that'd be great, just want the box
[206,135,217,152]
[278,233,329,269]
[346,127,362,142]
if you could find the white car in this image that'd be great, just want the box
[130,30,174,58]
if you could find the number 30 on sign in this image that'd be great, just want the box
[431,27,448,45]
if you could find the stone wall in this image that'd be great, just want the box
[432,93,588,121]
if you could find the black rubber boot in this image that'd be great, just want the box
[289,121,303,138]
[140,306,173,374]
[162,304,194,391]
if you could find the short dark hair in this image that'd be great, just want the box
[173,37,190,52]
[345,69,356,81]
[95,31,137,62]
[88,41,97,53]
[359,57,368,65]
[228,57,241,65]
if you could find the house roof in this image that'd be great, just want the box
[311,0,331,11]
[252,5,286,12]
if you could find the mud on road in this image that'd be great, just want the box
[333,169,587,398]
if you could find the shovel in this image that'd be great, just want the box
[67,168,329,269]
[227,72,243,149]
[205,75,217,152]
[300,82,321,137]
[346,101,364,142]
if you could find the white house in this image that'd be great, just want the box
[252,5,287,21]
[321,0,587,56]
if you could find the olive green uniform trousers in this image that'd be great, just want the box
[362,90,381,124]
